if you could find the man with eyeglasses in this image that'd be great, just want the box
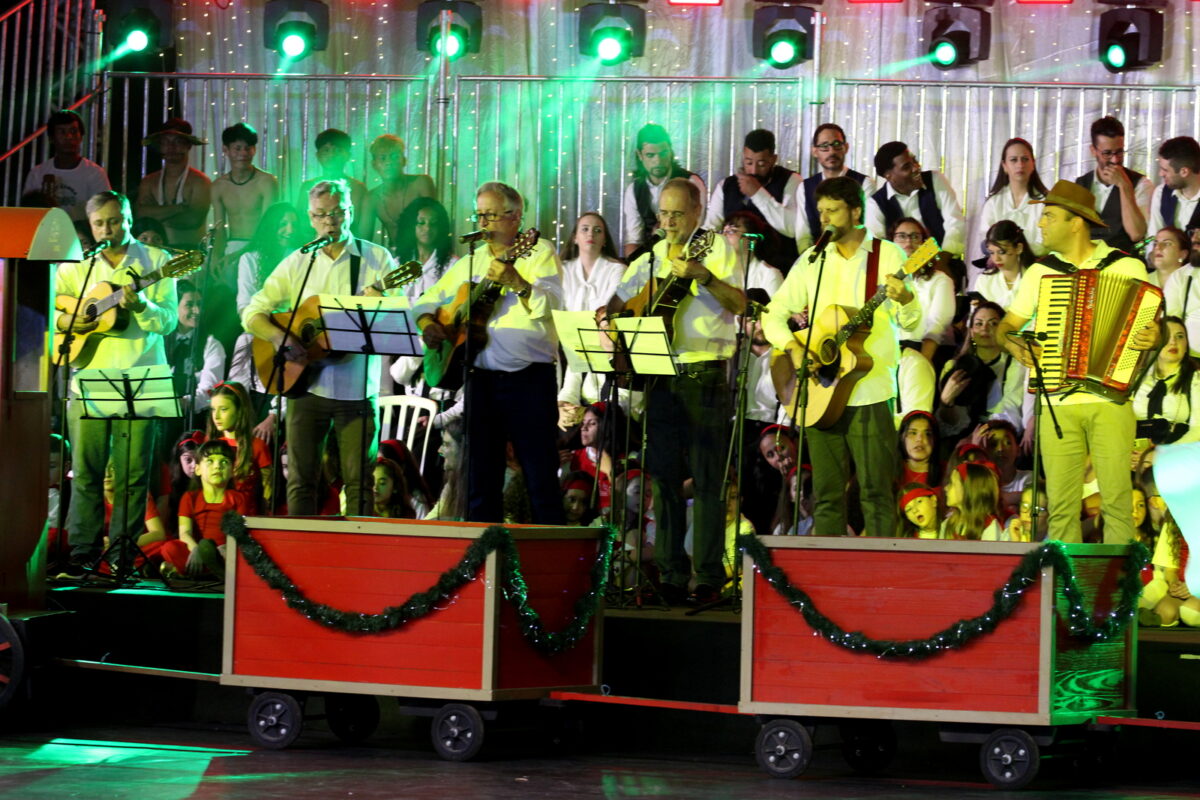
[704,128,801,272]
[621,123,707,259]
[1149,136,1200,240]
[1073,116,1151,254]
[414,182,565,524]
[866,141,966,258]
[795,124,876,253]
[607,178,744,605]
[243,179,398,516]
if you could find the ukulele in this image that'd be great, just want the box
[422,228,541,391]
[252,260,423,397]
[54,249,205,367]
[770,237,940,428]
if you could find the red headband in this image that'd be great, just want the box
[955,460,997,482]
[564,477,593,493]
[899,486,938,510]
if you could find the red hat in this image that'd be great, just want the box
[563,476,593,493]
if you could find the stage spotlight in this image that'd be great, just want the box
[264,0,329,60]
[752,5,817,70]
[1097,7,1163,73]
[417,1,483,61]
[106,0,172,61]
[579,4,646,66]
[921,3,991,71]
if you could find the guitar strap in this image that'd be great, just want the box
[349,252,362,294]
[864,238,881,306]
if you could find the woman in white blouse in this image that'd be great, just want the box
[1146,227,1191,290]
[559,211,625,314]
[970,220,1036,310]
[968,138,1049,280]
[1132,316,1200,446]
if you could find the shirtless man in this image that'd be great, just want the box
[355,134,435,249]
[211,122,279,283]
[135,118,212,248]
[299,128,366,213]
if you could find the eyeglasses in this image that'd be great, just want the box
[1019,502,1048,513]
[310,209,348,221]
[893,232,924,242]
[1097,149,1125,159]
[814,141,847,152]
[471,211,514,223]
[657,210,688,220]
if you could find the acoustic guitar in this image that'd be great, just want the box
[770,238,940,429]
[620,228,717,343]
[422,228,541,391]
[252,260,422,397]
[54,249,205,367]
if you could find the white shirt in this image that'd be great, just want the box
[762,234,920,406]
[615,230,741,363]
[793,168,878,251]
[1162,265,1200,356]
[620,173,708,251]
[971,269,1025,311]
[24,157,111,221]
[1148,182,1200,237]
[1087,172,1154,231]
[1008,240,1149,406]
[402,251,458,306]
[967,188,1046,269]
[241,237,398,400]
[747,257,784,297]
[561,255,626,314]
[412,238,563,373]
[54,241,178,393]
[745,348,784,424]
[901,269,955,344]
[1131,368,1200,444]
[704,171,802,238]
[168,331,226,411]
[865,171,966,257]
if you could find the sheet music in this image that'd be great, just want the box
[612,316,678,376]
[319,294,423,357]
[552,310,618,373]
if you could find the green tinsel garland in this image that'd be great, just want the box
[738,535,1150,659]
[221,513,617,656]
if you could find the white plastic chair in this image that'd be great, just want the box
[377,394,440,468]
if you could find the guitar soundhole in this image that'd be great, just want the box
[82,303,99,322]
[817,339,838,364]
[814,355,840,389]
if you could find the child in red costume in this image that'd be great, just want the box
[160,439,252,581]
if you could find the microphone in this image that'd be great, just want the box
[82,240,111,259]
[459,229,491,244]
[1006,330,1050,342]
[808,225,836,262]
[300,235,333,254]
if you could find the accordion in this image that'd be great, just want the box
[1031,270,1163,402]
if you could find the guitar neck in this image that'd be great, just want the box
[836,265,909,345]
[94,266,165,316]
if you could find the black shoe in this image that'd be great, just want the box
[54,556,91,580]
[658,583,688,606]
[687,584,720,606]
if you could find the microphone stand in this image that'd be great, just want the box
[460,238,482,522]
[789,243,829,536]
[183,228,215,432]
[1010,332,1063,542]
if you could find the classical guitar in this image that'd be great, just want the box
[620,228,717,343]
[253,260,422,397]
[54,249,205,367]
[770,237,940,429]
[422,228,541,391]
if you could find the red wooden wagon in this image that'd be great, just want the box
[221,516,607,759]
[739,536,1138,789]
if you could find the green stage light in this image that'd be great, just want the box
[1097,7,1162,74]
[1102,42,1127,70]
[418,1,483,60]
[579,4,645,65]
[752,6,815,69]
[432,27,466,59]
[932,39,959,67]
[278,26,312,58]
[769,38,797,66]
[765,33,802,69]
[124,28,150,53]
[922,4,990,71]
[264,0,329,61]
[592,26,633,65]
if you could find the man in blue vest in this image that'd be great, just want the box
[794,123,875,253]
[866,141,965,258]
[1073,116,1151,254]
[1149,136,1200,239]
[620,124,707,259]
[704,128,801,272]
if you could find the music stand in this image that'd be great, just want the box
[319,294,424,515]
[76,364,180,585]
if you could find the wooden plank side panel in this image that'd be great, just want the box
[230,526,488,689]
[749,547,1044,715]
[1052,554,1136,719]
[495,538,602,691]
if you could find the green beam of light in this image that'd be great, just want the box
[878,52,944,77]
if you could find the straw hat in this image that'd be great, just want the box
[142,118,207,147]
[1030,179,1106,228]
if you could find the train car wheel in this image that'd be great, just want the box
[980,728,1040,790]
[325,694,380,744]
[248,692,304,750]
[0,616,26,711]
[839,721,896,775]
[431,703,485,761]
[755,718,813,779]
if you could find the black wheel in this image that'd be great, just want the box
[755,718,813,779]
[0,616,26,711]
[431,703,485,761]
[839,721,896,775]
[248,692,304,749]
[980,728,1040,790]
[325,694,380,744]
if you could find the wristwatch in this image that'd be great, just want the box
[515,282,532,299]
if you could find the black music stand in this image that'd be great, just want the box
[320,295,424,515]
[76,364,180,585]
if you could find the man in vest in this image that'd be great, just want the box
[1149,136,1200,238]
[866,141,965,258]
[704,128,800,272]
[794,123,875,253]
[620,124,707,258]
[1073,116,1151,253]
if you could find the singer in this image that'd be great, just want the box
[762,175,920,538]
[242,179,399,515]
